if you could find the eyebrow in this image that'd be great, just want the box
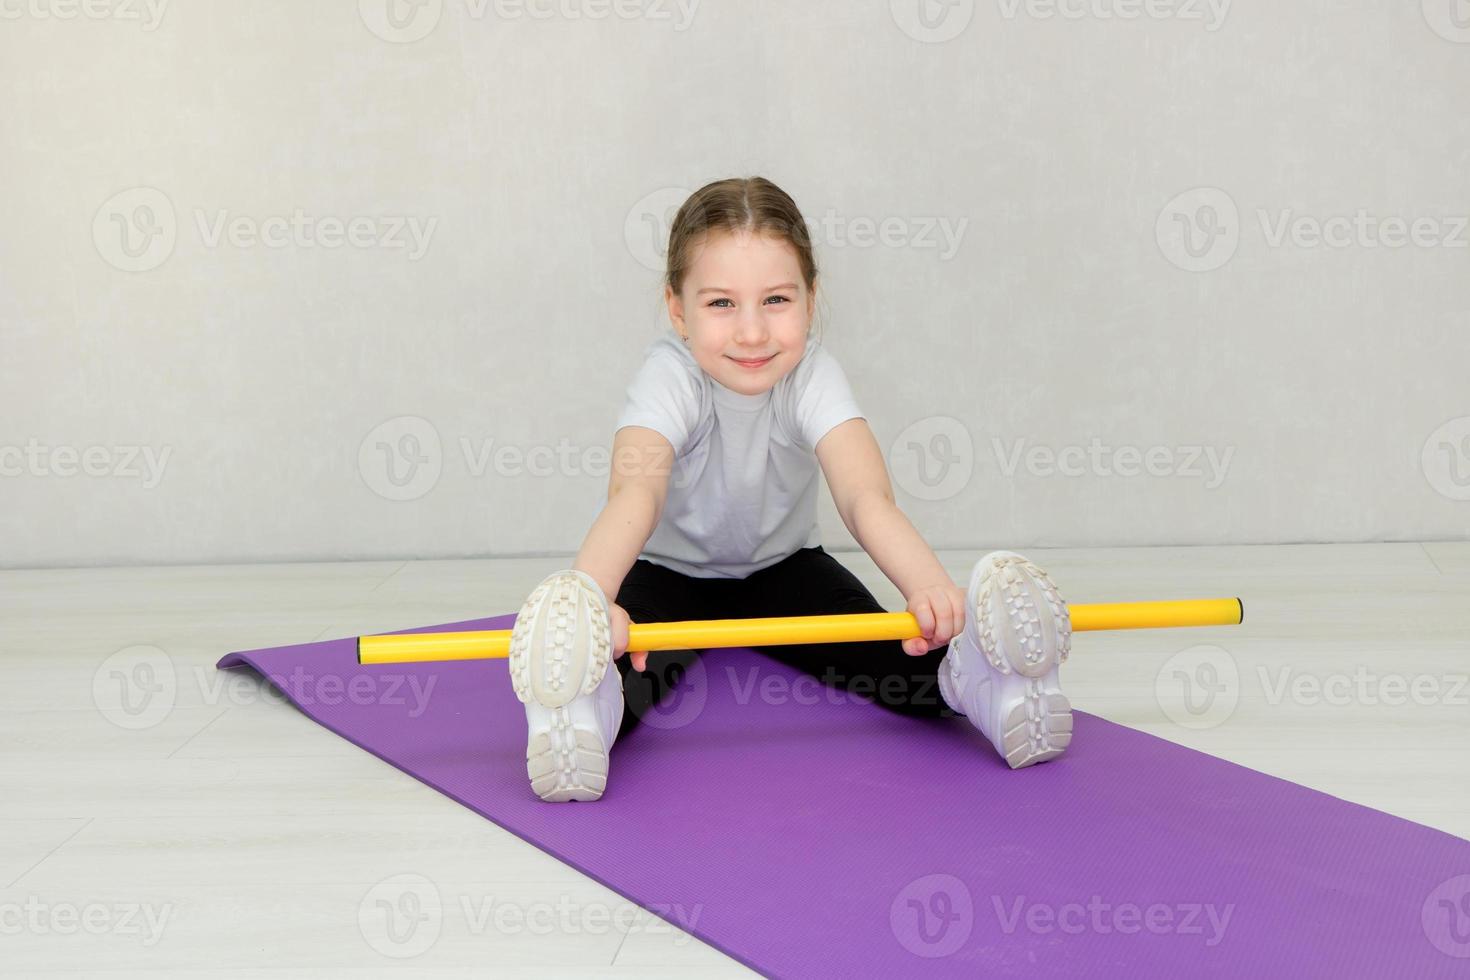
[695,282,798,296]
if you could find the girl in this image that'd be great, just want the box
[509,177,1072,802]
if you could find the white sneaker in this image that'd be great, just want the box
[938,551,1074,769]
[508,569,623,802]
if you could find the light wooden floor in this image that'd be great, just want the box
[3,542,1467,976]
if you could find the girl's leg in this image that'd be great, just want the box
[613,558,736,739]
[730,546,957,719]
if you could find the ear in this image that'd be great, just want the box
[664,283,685,334]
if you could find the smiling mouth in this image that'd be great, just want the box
[729,354,776,365]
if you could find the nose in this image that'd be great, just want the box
[734,307,769,347]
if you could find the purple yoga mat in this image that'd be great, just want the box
[217,613,1470,978]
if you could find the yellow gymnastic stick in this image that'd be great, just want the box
[356,597,1243,666]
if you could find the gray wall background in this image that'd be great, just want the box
[2,0,1467,569]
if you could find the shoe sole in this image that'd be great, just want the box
[963,552,1074,768]
[509,571,614,802]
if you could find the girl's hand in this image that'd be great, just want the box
[904,581,967,656]
[608,602,644,671]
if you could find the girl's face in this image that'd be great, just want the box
[664,228,814,396]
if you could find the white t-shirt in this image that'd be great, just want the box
[602,327,866,580]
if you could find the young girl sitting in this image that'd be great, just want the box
[509,177,1072,802]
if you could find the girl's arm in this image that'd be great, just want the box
[572,424,676,610]
[815,418,967,656]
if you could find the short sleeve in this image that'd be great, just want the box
[614,349,702,455]
[793,345,866,451]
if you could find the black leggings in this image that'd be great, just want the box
[612,546,957,739]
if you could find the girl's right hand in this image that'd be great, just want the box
[609,602,644,671]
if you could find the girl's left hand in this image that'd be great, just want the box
[904,581,968,656]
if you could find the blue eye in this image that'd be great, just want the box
[707,295,792,308]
